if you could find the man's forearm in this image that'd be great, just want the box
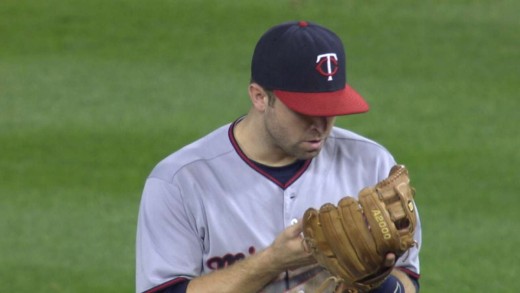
[186,248,280,293]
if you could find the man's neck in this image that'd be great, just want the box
[233,114,297,167]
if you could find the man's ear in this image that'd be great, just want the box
[248,83,269,112]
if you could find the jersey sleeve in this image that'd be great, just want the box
[136,177,202,293]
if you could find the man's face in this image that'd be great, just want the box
[263,95,336,161]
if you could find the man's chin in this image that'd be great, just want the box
[297,149,322,160]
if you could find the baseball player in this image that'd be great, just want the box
[136,21,421,293]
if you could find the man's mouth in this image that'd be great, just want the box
[305,138,323,149]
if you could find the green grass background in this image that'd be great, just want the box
[1,0,518,292]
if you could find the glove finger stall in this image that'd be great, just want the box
[318,202,366,280]
[303,207,353,280]
[338,197,383,270]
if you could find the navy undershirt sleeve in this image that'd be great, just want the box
[370,275,404,292]
[369,275,420,292]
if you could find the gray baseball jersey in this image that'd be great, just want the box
[136,120,422,293]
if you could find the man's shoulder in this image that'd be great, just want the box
[316,127,396,183]
[329,127,388,150]
[325,127,394,162]
[148,124,234,182]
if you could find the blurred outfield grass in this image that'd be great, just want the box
[0,0,518,292]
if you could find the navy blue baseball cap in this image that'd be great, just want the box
[251,21,369,116]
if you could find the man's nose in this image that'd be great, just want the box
[309,116,330,132]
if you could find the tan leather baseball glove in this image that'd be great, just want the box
[302,165,417,293]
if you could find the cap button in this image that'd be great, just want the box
[298,21,308,27]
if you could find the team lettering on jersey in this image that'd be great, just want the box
[206,246,256,270]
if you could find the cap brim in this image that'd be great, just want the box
[273,85,369,116]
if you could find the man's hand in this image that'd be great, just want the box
[264,221,317,272]
[187,221,317,293]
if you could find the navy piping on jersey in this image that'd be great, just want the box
[228,118,311,189]
[397,267,420,280]
[143,277,188,293]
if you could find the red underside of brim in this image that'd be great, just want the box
[274,85,369,116]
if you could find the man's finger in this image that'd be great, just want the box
[384,253,396,267]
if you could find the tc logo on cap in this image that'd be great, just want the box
[315,53,338,81]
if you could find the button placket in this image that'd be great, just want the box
[284,188,298,226]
